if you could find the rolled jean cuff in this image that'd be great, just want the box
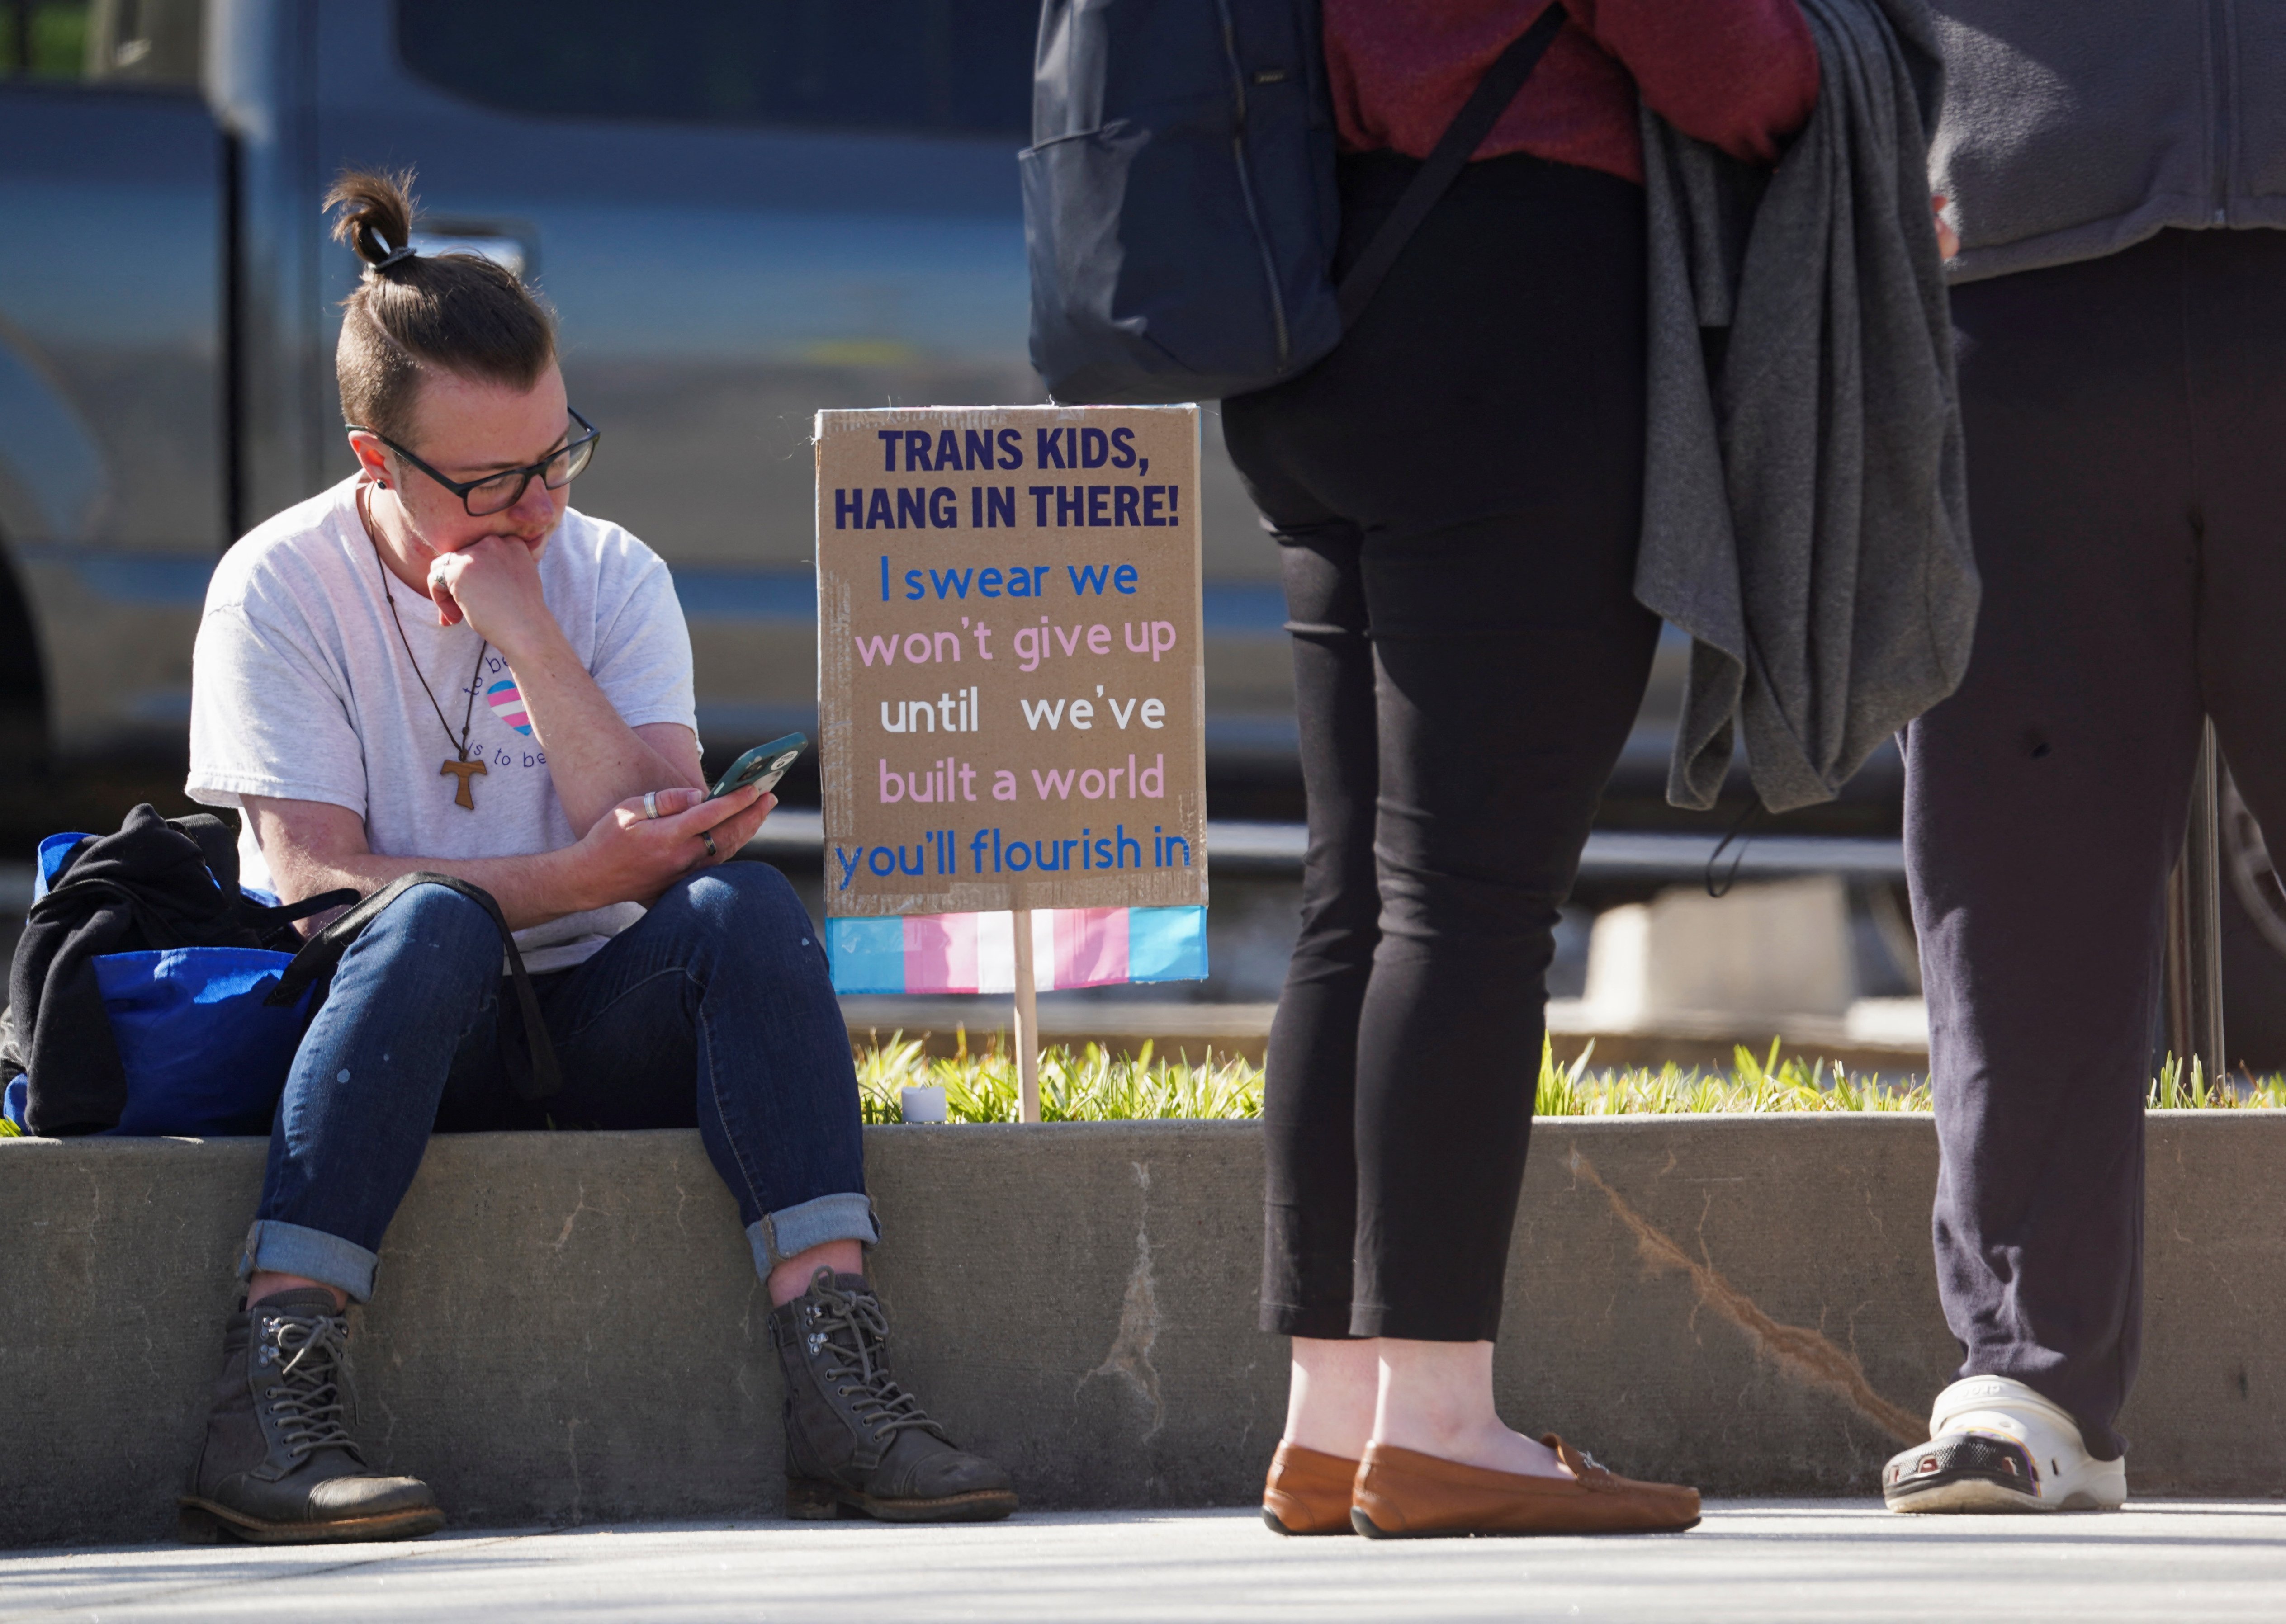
[238,1220,381,1303]
[746,1193,880,1280]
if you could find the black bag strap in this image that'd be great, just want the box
[264,872,563,1104]
[1334,1,1568,330]
[245,887,361,938]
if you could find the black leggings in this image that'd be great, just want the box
[1223,151,1657,1343]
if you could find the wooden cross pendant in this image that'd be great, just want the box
[441,756,487,810]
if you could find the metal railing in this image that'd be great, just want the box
[2165,720,2228,1078]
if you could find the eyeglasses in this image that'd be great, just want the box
[348,408,601,516]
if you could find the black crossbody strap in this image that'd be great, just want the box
[265,872,563,1104]
[1333,1,1568,330]
[250,888,360,931]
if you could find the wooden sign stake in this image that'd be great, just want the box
[1011,908,1041,1123]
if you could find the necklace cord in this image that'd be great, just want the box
[362,485,488,761]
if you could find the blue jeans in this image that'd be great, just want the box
[241,863,875,1301]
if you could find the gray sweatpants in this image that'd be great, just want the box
[1906,227,2286,1459]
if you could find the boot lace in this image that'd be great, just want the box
[257,1308,360,1462]
[802,1279,946,1446]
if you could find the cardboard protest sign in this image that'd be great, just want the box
[814,405,1208,954]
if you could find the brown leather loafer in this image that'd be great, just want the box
[1351,1435,1699,1537]
[1262,1442,1361,1535]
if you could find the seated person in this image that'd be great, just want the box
[177,169,1013,1544]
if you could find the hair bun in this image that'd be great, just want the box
[325,167,420,273]
[327,160,556,445]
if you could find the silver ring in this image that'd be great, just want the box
[643,791,660,820]
[702,832,719,859]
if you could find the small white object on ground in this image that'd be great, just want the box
[899,1085,948,1124]
[1845,995,1932,1047]
[1581,876,1857,1026]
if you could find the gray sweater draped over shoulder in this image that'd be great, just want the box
[1634,0,1974,813]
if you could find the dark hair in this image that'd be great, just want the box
[326,167,556,444]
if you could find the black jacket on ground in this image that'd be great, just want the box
[6,805,304,1136]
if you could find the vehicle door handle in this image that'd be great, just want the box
[407,223,538,280]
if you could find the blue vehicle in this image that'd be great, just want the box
[0,0,1298,798]
[0,0,1893,840]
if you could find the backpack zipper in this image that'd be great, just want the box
[1213,0,1293,372]
[2208,0,2235,225]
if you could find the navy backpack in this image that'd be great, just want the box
[1023,0,1566,404]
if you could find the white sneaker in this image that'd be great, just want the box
[1882,1375,2128,1513]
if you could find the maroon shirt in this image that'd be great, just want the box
[1325,0,1822,184]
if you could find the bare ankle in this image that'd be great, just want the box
[1375,1416,1567,1478]
[766,1239,865,1307]
[246,1271,347,1312]
[1368,1338,1565,1478]
[1284,1336,1378,1459]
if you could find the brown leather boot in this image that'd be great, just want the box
[180,1289,442,1544]
[768,1268,1017,1523]
[1351,1435,1699,1537]
[1262,1442,1360,1534]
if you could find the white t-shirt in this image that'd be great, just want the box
[187,477,698,973]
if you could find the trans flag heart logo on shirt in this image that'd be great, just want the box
[487,677,533,737]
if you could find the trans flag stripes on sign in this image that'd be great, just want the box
[827,906,1207,995]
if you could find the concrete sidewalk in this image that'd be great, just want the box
[4,1504,2284,1623]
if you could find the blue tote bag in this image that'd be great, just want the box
[4,834,548,1138]
[2,833,317,1137]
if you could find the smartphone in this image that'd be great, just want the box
[707,732,808,801]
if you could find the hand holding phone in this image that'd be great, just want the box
[708,732,809,801]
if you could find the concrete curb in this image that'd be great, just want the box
[4,1114,2281,1547]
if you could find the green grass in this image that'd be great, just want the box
[856,1032,1263,1124]
[854,1030,2286,1124]
[4,1039,2276,1138]
[1533,1037,1936,1115]
[2145,1052,2286,1109]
